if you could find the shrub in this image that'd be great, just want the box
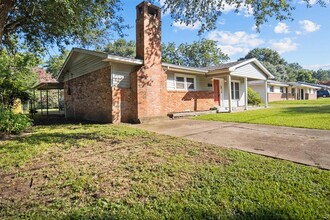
[248,87,262,106]
[0,106,32,136]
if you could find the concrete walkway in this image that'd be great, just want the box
[134,119,330,170]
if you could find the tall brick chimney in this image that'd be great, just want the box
[132,1,167,122]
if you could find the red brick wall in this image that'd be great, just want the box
[64,67,112,122]
[166,91,215,112]
[268,93,289,102]
[111,87,136,123]
[306,93,317,100]
[287,93,296,100]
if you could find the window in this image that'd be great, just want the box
[231,81,240,100]
[175,76,185,89]
[269,86,274,92]
[291,88,295,95]
[175,75,195,90]
[280,87,284,93]
[186,77,195,90]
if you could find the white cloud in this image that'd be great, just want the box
[218,45,250,56]
[274,22,290,34]
[270,38,298,54]
[299,20,320,32]
[208,30,264,56]
[218,19,226,25]
[208,30,264,47]
[304,63,330,70]
[295,31,302,35]
[251,25,257,31]
[299,0,318,5]
[219,2,253,17]
[173,21,201,31]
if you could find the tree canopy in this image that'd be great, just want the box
[101,38,229,67]
[103,39,136,58]
[0,50,39,107]
[45,50,69,78]
[162,39,229,67]
[162,0,326,33]
[0,0,127,52]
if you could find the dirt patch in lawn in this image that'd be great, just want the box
[0,126,230,215]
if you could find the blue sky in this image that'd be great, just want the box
[56,0,330,70]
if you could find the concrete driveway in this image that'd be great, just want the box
[134,119,330,170]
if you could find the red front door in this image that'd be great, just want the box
[213,80,220,106]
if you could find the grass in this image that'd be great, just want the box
[196,98,330,130]
[0,123,329,219]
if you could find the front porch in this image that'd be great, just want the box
[212,75,268,113]
[204,59,273,113]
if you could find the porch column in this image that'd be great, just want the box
[227,75,232,112]
[46,84,49,116]
[264,80,268,108]
[244,77,248,110]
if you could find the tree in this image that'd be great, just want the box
[162,39,229,67]
[240,48,287,66]
[162,0,326,33]
[45,50,69,78]
[0,0,127,52]
[313,69,330,81]
[103,39,136,58]
[0,50,39,107]
[296,69,316,83]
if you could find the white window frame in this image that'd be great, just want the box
[269,85,274,93]
[231,80,240,100]
[280,87,284,93]
[174,74,196,91]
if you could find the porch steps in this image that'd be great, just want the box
[167,110,217,119]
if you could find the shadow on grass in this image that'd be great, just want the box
[282,105,330,115]
[30,114,104,126]
[61,206,292,220]
[0,131,105,152]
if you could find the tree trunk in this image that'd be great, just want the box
[0,0,14,50]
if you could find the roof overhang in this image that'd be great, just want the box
[290,83,320,89]
[33,82,64,90]
[102,54,143,65]
[162,63,208,75]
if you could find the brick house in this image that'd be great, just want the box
[57,1,274,123]
[249,80,319,102]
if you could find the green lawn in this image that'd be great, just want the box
[196,98,330,130]
[0,124,329,219]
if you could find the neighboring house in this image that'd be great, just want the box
[249,80,319,103]
[57,2,274,123]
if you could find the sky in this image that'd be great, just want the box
[55,0,330,70]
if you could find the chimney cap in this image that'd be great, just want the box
[136,1,161,10]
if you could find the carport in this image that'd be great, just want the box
[32,81,64,116]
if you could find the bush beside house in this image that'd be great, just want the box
[0,106,32,138]
[248,87,262,106]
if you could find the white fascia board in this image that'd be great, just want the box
[103,55,143,65]
[162,63,207,74]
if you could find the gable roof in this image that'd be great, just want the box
[205,58,274,79]
[201,59,247,71]
[57,48,143,80]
